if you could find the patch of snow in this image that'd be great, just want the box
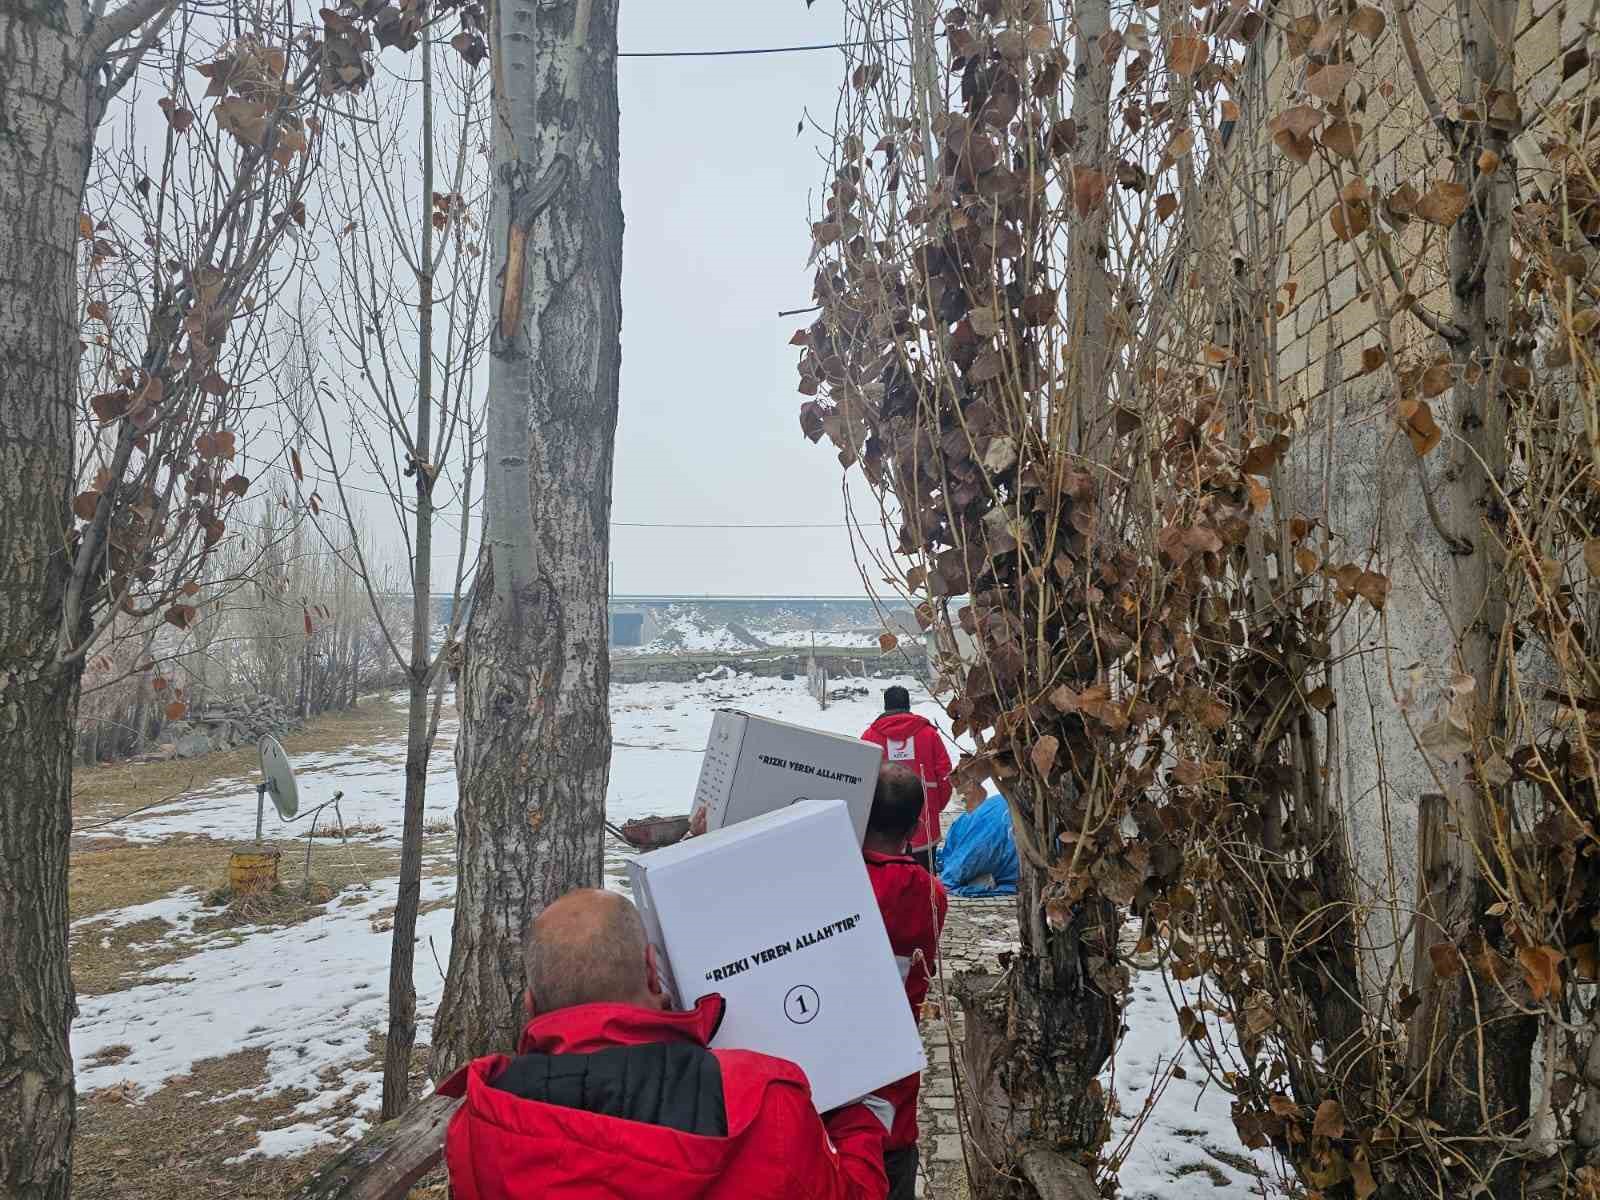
[72,888,202,933]
[227,1120,349,1163]
[72,672,967,1156]
[1107,970,1283,1198]
[74,875,456,1140]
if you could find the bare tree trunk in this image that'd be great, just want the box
[954,3,1122,1191]
[381,28,441,1121]
[431,0,621,1074]
[1407,1,1535,1192]
[0,4,97,1194]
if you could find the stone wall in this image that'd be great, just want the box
[609,647,929,685]
[1187,1,1588,990]
[165,696,306,759]
[1210,0,1578,409]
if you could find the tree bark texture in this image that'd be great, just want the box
[430,0,620,1075]
[954,923,1118,1200]
[951,6,1119,1191]
[1404,3,1535,1193]
[0,1,95,1195]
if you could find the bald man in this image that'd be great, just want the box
[437,889,890,1199]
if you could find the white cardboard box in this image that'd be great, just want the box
[690,710,883,843]
[628,799,926,1112]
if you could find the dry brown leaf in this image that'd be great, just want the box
[1350,5,1387,39]
[1429,941,1462,979]
[1272,104,1324,137]
[1306,62,1356,101]
[1420,362,1452,398]
[1416,180,1470,226]
[1163,128,1195,161]
[1221,99,1240,121]
[1330,199,1369,242]
[1312,1099,1346,1139]
[1072,167,1111,216]
[1167,33,1210,76]
[165,700,189,721]
[1322,119,1363,160]
[1584,538,1600,578]
[1399,399,1442,455]
[1156,193,1178,220]
[1360,345,1386,374]
[1355,570,1391,609]
[878,633,898,652]
[1350,1155,1378,1200]
[1273,129,1315,164]
[1518,944,1563,1001]
[1030,735,1059,777]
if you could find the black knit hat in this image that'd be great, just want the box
[882,685,911,713]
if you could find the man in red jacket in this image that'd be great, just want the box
[861,685,953,872]
[438,889,890,1199]
[864,765,949,1199]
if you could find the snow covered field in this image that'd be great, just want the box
[610,605,889,656]
[72,672,1276,1195]
[72,673,952,1159]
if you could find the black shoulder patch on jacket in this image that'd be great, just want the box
[490,1042,729,1137]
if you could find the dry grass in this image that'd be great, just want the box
[71,915,208,998]
[69,835,408,923]
[72,695,415,827]
[76,1048,338,1200]
[193,880,342,934]
[367,894,452,934]
[310,820,386,837]
[74,1026,447,1199]
[67,692,468,1193]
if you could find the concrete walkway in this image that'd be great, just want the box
[912,894,1019,1198]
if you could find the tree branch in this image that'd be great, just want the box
[88,0,176,61]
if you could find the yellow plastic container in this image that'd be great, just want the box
[228,849,280,895]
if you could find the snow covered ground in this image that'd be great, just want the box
[71,673,954,1159]
[610,604,891,656]
[72,672,1277,1195]
[1108,972,1282,1197]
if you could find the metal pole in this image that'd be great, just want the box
[255,784,265,843]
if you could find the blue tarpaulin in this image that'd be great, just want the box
[937,793,1019,897]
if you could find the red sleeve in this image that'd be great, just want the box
[763,1084,888,1200]
[920,726,953,814]
[861,723,887,752]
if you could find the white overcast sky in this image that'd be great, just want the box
[118,3,887,598]
[610,2,875,595]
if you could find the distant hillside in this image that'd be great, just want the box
[607,597,918,655]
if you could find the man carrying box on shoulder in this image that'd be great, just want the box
[437,889,892,1199]
[861,686,953,872]
[863,765,950,1200]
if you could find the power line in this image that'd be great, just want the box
[619,37,909,59]
[613,521,846,530]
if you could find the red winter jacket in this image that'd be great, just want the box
[865,850,948,1151]
[861,711,954,850]
[437,995,888,1200]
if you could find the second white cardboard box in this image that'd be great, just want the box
[690,710,884,842]
[628,798,926,1112]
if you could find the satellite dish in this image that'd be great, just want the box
[258,735,300,821]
